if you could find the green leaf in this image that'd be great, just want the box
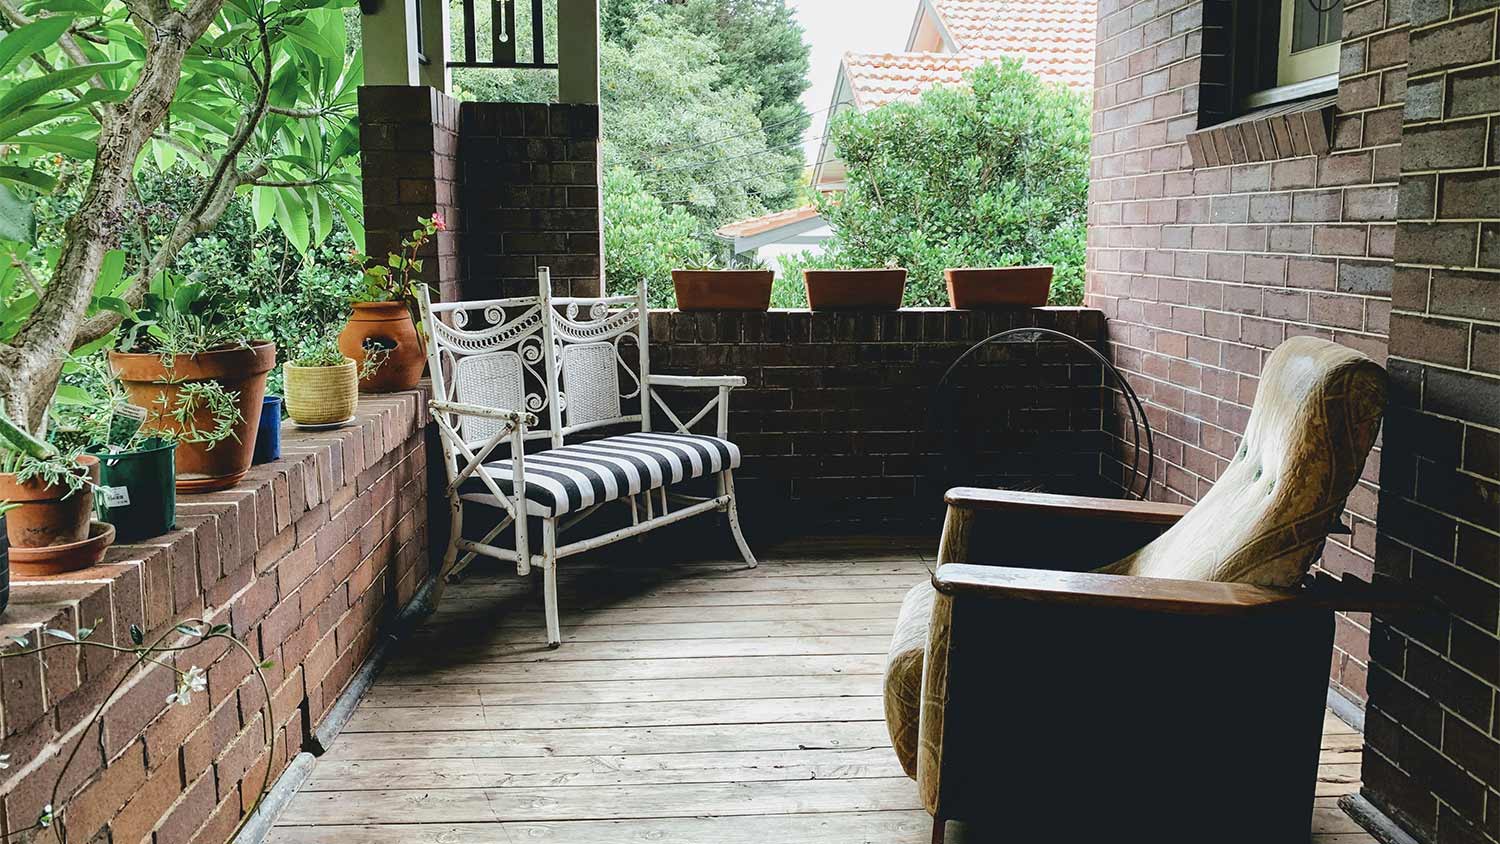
[209,623,231,636]
[251,185,275,231]
[0,16,73,78]
[129,624,144,645]
[0,61,129,116]
[0,183,35,243]
[273,189,309,255]
[10,131,95,158]
[0,89,123,141]
[0,166,57,192]
[310,192,332,246]
[151,138,176,172]
[258,658,276,669]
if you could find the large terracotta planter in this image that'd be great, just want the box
[671,269,774,311]
[803,269,908,310]
[109,342,276,493]
[0,454,99,548]
[340,301,425,393]
[285,360,359,426]
[945,266,1054,309]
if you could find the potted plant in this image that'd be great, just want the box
[803,266,908,310]
[343,214,444,393]
[945,265,1055,309]
[108,276,273,493]
[671,252,774,312]
[284,334,359,428]
[0,405,113,575]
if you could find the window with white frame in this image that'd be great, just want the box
[1232,0,1343,110]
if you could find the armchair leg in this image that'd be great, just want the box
[722,470,757,569]
[439,494,463,580]
[930,816,945,844]
[542,519,561,648]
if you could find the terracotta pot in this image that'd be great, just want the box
[285,360,359,426]
[109,342,276,493]
[803,269,908,310]
[945,266,1054,309]
[0,455,99,548]
[10,521,114,576]
[671,269,774,311]
[340,301,425,393]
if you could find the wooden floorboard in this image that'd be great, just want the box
[270,534,1376,844]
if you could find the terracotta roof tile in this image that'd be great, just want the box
[932,0,1097,90]
[842,52,984,108]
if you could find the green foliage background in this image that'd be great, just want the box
[779,61,1090,308]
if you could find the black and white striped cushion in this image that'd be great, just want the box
[464,432,742,517]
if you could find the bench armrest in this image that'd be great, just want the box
[945,487,1191,527]
[647,374,747,389]
[429,399,538,429]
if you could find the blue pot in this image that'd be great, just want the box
[253,395,284,465]
[0,512,9,616]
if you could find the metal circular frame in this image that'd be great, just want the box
[936,327,1156,500]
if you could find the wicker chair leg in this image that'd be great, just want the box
[930,816,945,844]
[723,470,757,569]
[542,519,561,648]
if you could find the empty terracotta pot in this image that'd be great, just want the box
[109,342,276,493]
[10,521,115,576]
[671,269,775,311]
[945,266,1054,309]
[340,301,426,393]
[0,454,99,548]
[803,269,908,310]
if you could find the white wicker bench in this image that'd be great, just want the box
[421,268,756,646]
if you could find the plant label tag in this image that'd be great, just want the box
[102,485,132,508]
[108,404,149,448]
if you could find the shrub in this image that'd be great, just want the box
[602,167,705,307]
[817,60,1090,307]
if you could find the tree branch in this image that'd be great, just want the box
[249,176,324,188]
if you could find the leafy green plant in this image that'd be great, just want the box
[48,354,240,453]
[116,274,247,358]
[602,167,705,307]
[0,398,89,493]
[290,334,349,368]
[814,60,1090,307]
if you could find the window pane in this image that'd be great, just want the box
[1291,0,1341,52]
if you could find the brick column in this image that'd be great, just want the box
[358,85,463,302]
[459,102,604,299]
[1359,2,1499,842]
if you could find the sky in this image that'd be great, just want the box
[786,0,917,161]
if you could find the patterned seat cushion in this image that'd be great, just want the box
[463,432,741,517]
[885,579,937,779]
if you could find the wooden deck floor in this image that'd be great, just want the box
[267,534,1375,844]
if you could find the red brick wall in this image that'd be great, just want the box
[1087,0,1409,704]
[1360,1,1499,840]
[0,393,430,843]
[359,87,463,302]
[650,308,1113,531]
[460,102,604,299]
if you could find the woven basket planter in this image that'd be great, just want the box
[284,359,359,426]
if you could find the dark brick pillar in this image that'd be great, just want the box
[1360,2,1499,842]
[358,86,464,302]
[459,102,603,299]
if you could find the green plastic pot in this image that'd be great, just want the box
[93,438,177,543]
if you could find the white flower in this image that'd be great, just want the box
[38,804,53,828]
[166,666,208,707]
[0,753,10,769]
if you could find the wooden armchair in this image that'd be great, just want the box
[884,337,1399,843]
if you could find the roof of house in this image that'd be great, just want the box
[714,205,823,240]
[841,52,985,109]
[930,0,1097,91]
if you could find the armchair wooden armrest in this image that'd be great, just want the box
[646,374,748,388]
[933,563,1428,615]
[944,487,1192,525]
[939,488,1192,569]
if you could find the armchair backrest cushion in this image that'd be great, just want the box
[1099,336,1387,587]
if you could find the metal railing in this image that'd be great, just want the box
[451,0,556,68]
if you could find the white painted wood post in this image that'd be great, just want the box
[361,0,423,86]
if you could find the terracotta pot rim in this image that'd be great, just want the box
[803,268,908,275]
[349,300,410,313]
[671,268,775,276]
[945,265,1054,273]
[108,340,277,380]
[0,454,100,501]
